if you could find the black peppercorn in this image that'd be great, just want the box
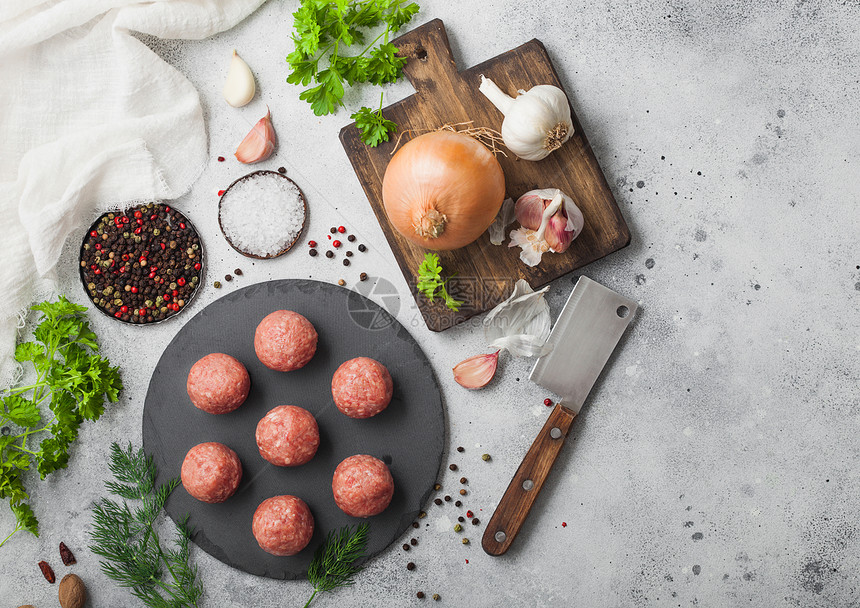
[412,522,420,528]
[417,592,425,599]
[449,464,458,471]
[434,498,443,506]
[278,167,286,174]
[224,274,233,281]
[343,259,350,266]
[309,249,318,257]
[444,495,451,502]
[234,268,243,275]
[402,544,410,551]
[347,234,356,242]
[457,446,464,453]
[455,500,462,507]
[410,538,417,546]
[458,516,465,523]
[472,518,480,525]
[406,562,415,571]
[330,227,337,233]
[359,272,368,281]
[460,477,467,484]
[325,251,334,258]
[346,250,353,257]
[358,243,367,252]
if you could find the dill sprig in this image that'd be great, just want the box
[304,522,370,607]
[89,442,203,608]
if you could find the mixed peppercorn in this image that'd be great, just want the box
[79,203,202,324]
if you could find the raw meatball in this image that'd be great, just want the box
[181,442,242,504]
[331,357,393,419]
[256,405,320,467]
[332,454,394,518]
[254,310,317,372]
[252,495,314,556]
[186,353,250,415]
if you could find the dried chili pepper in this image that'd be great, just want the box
[59,542,77,566]
[38,560,56,583]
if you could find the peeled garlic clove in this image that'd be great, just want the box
[514,193,545,231]
[453,352,500,389]
[223,50,256,108]
[235,108,276,164]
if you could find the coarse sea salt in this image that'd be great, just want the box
[219,172,305,257]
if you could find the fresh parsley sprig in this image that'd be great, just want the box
[287,0,420,146]
[305,522,370,607]
[0,296,122,548]
[90,443,203,608]
[417,253,464,311]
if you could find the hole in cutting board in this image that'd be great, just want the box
[416,47,428,61]
[616,306,629,318]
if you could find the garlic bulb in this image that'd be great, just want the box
[478,75,574,161]
[509,188,584,266]
[235,108,276,163]
[223,50,256,107]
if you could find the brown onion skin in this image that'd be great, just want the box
[382,131,506,250]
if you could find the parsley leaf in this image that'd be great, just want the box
[416,253,464,312]
[351,105,397,147]
[0,295,122,549]
[286,0,420,146]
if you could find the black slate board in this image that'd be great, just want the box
[142,279,445,579]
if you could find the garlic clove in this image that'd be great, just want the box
[544,210,574,253]
[453,351,500,389]
[235,108,276,164]
[223,50,256,108]
[514,193,545,231]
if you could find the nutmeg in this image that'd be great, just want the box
[58,573,86,608]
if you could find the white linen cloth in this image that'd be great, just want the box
[0,0,265,387]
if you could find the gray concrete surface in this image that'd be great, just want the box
[3,0,860,606]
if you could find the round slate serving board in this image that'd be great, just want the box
[142,279,444,579]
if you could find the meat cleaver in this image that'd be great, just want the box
[482,276,637,556]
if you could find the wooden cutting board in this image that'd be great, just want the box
[340,19,630,332]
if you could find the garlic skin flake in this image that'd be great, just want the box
[478,75,573,161]
[223,50,256,108]
[488,197,514,245]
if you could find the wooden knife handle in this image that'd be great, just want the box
[482,403,577,556]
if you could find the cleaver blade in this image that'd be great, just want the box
[530,275,638,414]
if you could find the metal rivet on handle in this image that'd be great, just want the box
[522,479,534,491]
[494,531,506,543]
[550,427,562,439]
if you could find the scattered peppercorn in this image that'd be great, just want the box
[338,279,346,286]
[217,189,226,196]
[337,226,346,233]
[402,544,410,551]
[562,522,567,527]
[434,483,441,491]
[308,240,317,248]
[412,522,419,529]
[458,516,465,523]
[330,227,337,233]
[449,464,458,471]
[466,510,473,518]
[461,538,469,545]
[418,511,426,519]
[346,250,353,257]
[278,167,286,174]
[410,538,417,546]
[454,524,462,532]
[434,498,443,506]
[214,281,222,288]
[456,446,464,453]
[224,274,233,282]
[544,398,553,406]
[455,500,462,507]
[359,272,368,281]
[217,156,225,162]
[459,489,467,496]
[417,591,425,599]
[234,268,242,275]
[343,259,350,266]
[481,454,491,461]
[433,593,441,601]
[406,562,416,571]
[326,250,334,258]
[472,518,480,525]
[460,477,467,484]
[444,495,451,502]
[333,240,342,248]
[309,249,318,257]
[347,234,356,242]
[358,243,367,252]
